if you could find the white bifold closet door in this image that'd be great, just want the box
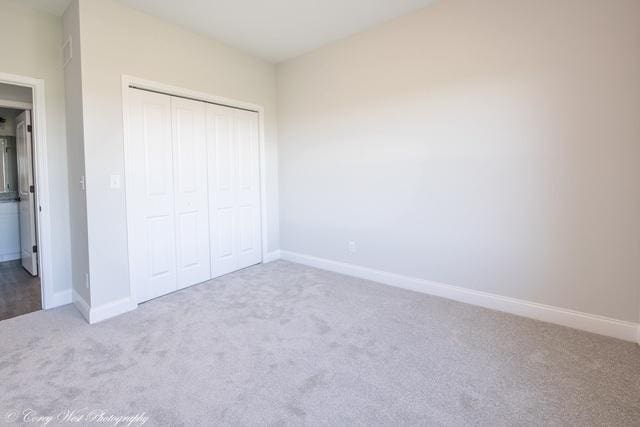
[206,105,261,277]
[128,88,262,303]
[128,89,210,302]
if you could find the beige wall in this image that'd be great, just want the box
[277,0,640,322]
[77,0,279,307]
[63,0,91,303]
[0,0,72,297]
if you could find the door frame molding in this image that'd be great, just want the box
[0,72,56,309]
[121,75,269,305]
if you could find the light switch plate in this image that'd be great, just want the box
[110,174,121,189]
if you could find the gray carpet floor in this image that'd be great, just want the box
[0,260,639,426]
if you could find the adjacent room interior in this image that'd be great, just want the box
[0,0,638,424]
[0,83,41,321]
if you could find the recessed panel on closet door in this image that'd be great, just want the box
[128,89,177,302]
[171,97,211,288]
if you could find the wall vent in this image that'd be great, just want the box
[62,36,72,67]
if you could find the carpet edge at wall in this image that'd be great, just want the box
[278,250,639,344]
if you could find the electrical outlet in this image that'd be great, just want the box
[348,241,357,253]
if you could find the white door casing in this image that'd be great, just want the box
[170,97,211,289]
[0,72,57,310]
[128,89,177,302]
[15,110,38,276]
[206,105,262,277]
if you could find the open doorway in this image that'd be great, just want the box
[0,83,41,320]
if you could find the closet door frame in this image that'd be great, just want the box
[122,75,269,306]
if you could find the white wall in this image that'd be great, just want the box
[62,0,91,304]
[0,0,73,298]
[76,0,279,308]
[277,0,640,323]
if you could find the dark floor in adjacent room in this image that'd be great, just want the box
[0,260,41,321]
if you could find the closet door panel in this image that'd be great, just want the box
[171,97,211,288]
[148,216,173,277]
[235,110,261,268]
[238,205,255,252]
[206,105,237,277]
[216,207,234,257]
[128,89,177,302]
[215,114,234,193]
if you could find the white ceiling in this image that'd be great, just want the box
[22,0,435,62]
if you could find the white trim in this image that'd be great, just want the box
[280,251,640,343]
[258,106,269,267]
[263,250,281,263]
[0,72,58,310]
[120,75,269,306]
[0,99,32,110]
[89,297,136,324]
[73,289,134,324]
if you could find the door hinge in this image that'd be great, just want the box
[32,245,37,253]
[29,185,35,193]
[27,125,32,133]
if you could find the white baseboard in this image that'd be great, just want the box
[263,250,281,263]
[47,289,72,308]
[89,297,136,324]
[280,250,640,343]
[72,289,136,324]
